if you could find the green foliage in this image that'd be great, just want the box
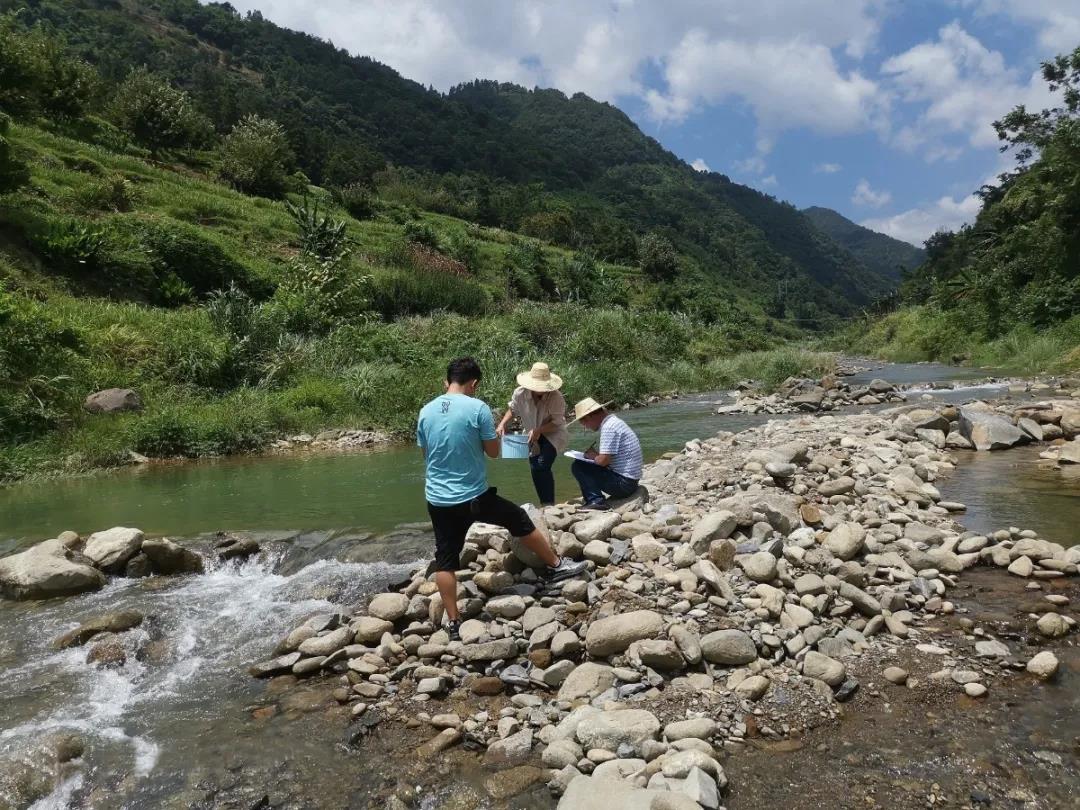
[333,182,377,220]
[444,229,480,271]
[218,115,293,198]
[109,67,214,152]
[0,284,84,442]
[39,219,107,270]
[0,13,99,119]
[0,112,28,191]
[639,232,678,281]
[368,268,490,319]
[285,197,349,260]
[73,173,133,212]
[403,220,440,250]
[273,255,370,335]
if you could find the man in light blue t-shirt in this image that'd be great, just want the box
[417,358,587,640]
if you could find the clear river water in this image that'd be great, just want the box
[0,361,1076,809]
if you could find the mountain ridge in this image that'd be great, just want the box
[802,206,926,284]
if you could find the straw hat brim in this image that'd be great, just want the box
[568,400,614,425]
[517,371,563,392]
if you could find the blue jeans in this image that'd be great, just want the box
[571,459,638,505]
[530,435,557,505]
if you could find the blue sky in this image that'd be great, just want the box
[224,1,1080,246]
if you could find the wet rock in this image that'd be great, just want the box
[81,527,145,573]
[215,534,260,561]
[585,610,664,657]
[485,765,546,800]
[0,539,109,601]
[1026,651,1059,679]
[484,727,533,766]
[124,552,152,578]
[86,639,127,667]
[141,537,204,575]
[53,609,144,648]
[700,629,757,665]
[249,652,302,678]
[1036,612,1069,638]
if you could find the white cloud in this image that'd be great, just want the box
[814,162,843,173]
[961,1,1080,53]
[861,193,982,245]
[852,179,892,208]
[690,158,711,172]
[882,22,1054,156]
[733,155,768,175]
[760,174,779,189]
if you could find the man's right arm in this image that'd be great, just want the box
[478,404,501,458]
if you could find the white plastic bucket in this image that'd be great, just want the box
[500,434,531,459]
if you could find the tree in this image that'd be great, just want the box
[0,13,99,119]
[639,232,678,281]
[110,68,213,152]
[217,115,294,197]
[0,112,29,192]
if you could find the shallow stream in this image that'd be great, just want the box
[1,362,1076,809]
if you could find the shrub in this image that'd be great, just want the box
[218,115,293,198]
[368,268,490,319]
[39,219,107,270]
[403,220,440,249]
[334,182,377,220]
[0,15,99,119]
[110,68,214,152]
[445,229,480,271]
[639,232,678,281]
[285,197,349,260]
[272,255,371,335]
[74,173,134,213]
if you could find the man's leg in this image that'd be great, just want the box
[472,488,559,567]
[436,570,460,622]
[571,459,605,504]
[428,502,470,624]
[529,436,557,505]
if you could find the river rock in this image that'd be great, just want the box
[82,527,144,573]
[794,573,826,596]
[803,651,846,687]
[883,666,909,685]
[1026,651,1059,679]
[557,663,616,701]
[576,709,660,751]
[663,718,716,741]
[367,592,409,622]
[474,570,514,593]
[83,387,142,413]
[352,616,393,644]
[737,551,777,582]
[215,534,260,560]
[487,594,527,619]
[734,674,771,700]
[819,476,856,497]
[1058,440,1080,465]
[484,727,533,766]
[708,538,737,570]
[458,638,518,662]
[86,639,127,667]
[585,610,664,657]
[582,540,612,564]
[1036,612,1069,638]
[634,639,684,670]
[298,625,353,656]
[141,537,204,575]
[543,739,584,769]
[669,624,702,665]
[959,406,1025,451]
[0,539,107,600]
[557,774,678,810]
[1008,556,1034,577]
[574,513,622,543]
[249,652,302,678]
[700,629,757,665]
[53,609,144,649]
[839,581,882,616]
[825,522,866,561]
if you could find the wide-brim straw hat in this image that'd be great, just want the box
[517,362,563,392]
[570,397,612,424]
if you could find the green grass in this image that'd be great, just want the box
[838,306,1080,374]
[0,120,820,484]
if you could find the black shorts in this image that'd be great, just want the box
[427,487,536,572]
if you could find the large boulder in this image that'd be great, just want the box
[0,539,106,600]
[82,527,145,573]
[141,537,204,575]
[700,629,757,665]
[958,406,1025,451]
[367,592,410,622]
[83,388,142,414]
[52,609,144,649]
[557,774,682,810]
[715,493,800,534]
[585,610,664,657]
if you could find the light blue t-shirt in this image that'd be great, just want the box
[417,393,496,506]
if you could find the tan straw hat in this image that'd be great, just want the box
[570,397,611,424]
[517,362,563,392]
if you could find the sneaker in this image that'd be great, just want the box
[445,619,461,642]
[580,500,610,511]
[544,556,589,583]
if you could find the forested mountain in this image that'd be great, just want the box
[802,206,926,283]
[1,0,896,320]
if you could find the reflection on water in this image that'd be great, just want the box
[941,445,1080,547]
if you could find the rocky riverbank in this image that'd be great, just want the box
[247,395,1080,809]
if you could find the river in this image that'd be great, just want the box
[0,361,1076,809]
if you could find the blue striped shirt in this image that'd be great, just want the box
[598,414,642,480]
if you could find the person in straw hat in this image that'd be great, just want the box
[496,362,569,506]
[569,397,642,510]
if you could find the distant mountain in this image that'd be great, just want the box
[803,207,925,283]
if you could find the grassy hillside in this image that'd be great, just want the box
[802,206,926,284]
[0,0,896,323]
